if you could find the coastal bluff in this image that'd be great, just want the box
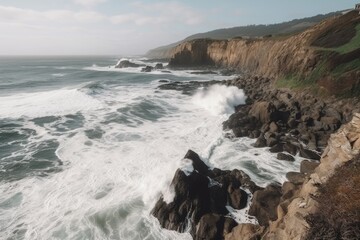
[168,11,360,96]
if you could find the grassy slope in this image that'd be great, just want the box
[276,20,360,97]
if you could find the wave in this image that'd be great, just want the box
[193,84,246,115]
[0,88,103,119]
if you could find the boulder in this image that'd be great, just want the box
[269,143,283,153]
[196,214,237,240]
[249,184,282,226]
[253,135,267,148]
[300,160,320,175]
[277,153,295,162]
[141,66,154,72]
[115,60,143,68]
[299,147,321,161]
[227,184,248,209]
[225,224,264,240]
[249,101,276,124]
[286,172,306,185]
[154,63,164,70]
[184,150,209,175]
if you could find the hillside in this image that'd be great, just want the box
[168,11,360,97]
[146,11,344,59]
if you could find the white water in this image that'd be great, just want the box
[0,77,302,240]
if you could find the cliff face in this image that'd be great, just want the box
[169,11,360,95]
[169,23,324,77]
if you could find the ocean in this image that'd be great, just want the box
[0,56,301,240]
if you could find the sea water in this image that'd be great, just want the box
[0,56,301,240]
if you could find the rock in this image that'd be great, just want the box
[154,63,164,70]
[195,214,226,240]
[115,60,143,68]
[227,184,248,209]
[300,160,320,175]
[253,135,267,148]
[283,142,298,156]
[195,214,238,240]
[225,224,264,240]
[249,101,276,124]
[269,122,279,133]
[184,150,208,175]
[277,153,295,162]
[299,147,321,161]
[249,184,282,226]
[286,172,306,185]
[269,143,283,153]
[141,66,154,72]
[158,79,169,83]
[190,70,217,75]
[281,182,298,201]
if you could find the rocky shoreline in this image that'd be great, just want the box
[152,74,360,239]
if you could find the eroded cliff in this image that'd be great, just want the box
[169,11,360,96]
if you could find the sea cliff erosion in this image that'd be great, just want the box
[151,9,360,240]
[168,11,360,96]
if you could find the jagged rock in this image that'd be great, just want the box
[300,160,320,175]
[299,147,321,161]
[249,184,282,226]
[115,60,143,68]
[154,63,164,70]
[141,66,154,72]
[227,184,248,209]
[249,102,276,124]
[196,214,238,240]
[277,153,295,162]
[253,135,267,148]
[269,143,283,153]
[283,142,298,156]
[152,150,260,239]
[286,172,306,185]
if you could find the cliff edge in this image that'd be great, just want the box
[169,11,360,96]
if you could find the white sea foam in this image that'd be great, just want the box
[0,88,103,118]
[193,84,246,115]
[0,72,299,239]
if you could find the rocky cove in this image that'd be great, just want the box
[149,11,360,240]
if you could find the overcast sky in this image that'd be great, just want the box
[0,0,358,56]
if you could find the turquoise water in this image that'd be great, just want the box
[0,56,300,240]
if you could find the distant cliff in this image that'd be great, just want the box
[169,11,360,96]
[145,11,344,59]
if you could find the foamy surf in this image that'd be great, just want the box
[0,57,301,240]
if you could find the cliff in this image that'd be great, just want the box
[145,11,344,59]
[169,11,360,96]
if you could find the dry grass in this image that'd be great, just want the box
[306,155,360,240]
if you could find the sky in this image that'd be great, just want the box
[0,0,358,56]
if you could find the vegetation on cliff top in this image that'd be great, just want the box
[276,12,360,98]
[305,154,360,240]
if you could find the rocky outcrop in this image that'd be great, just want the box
[152,150,260,239]
[115,60,144,68]
[226,113,360,240]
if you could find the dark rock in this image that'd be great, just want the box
[299,147,321,161]
[223,218,238,236]
[269,143,284,153]
[300,160,320,175]
[227,184,248,209]
[184,150,208,175]
[158,79,169,83]
[249,184,282,226]
[249,101,276,124]
[281,182,299,201]
[195,214,224,240]
[154,63,164,70]
[283,142,298,156]
[115,60,143,68]
[141,66,154,72]
[286,172,306,185]
[253,135,267,148]
[277,153,295,162]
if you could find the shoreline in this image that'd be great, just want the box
[152,74,360,239]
